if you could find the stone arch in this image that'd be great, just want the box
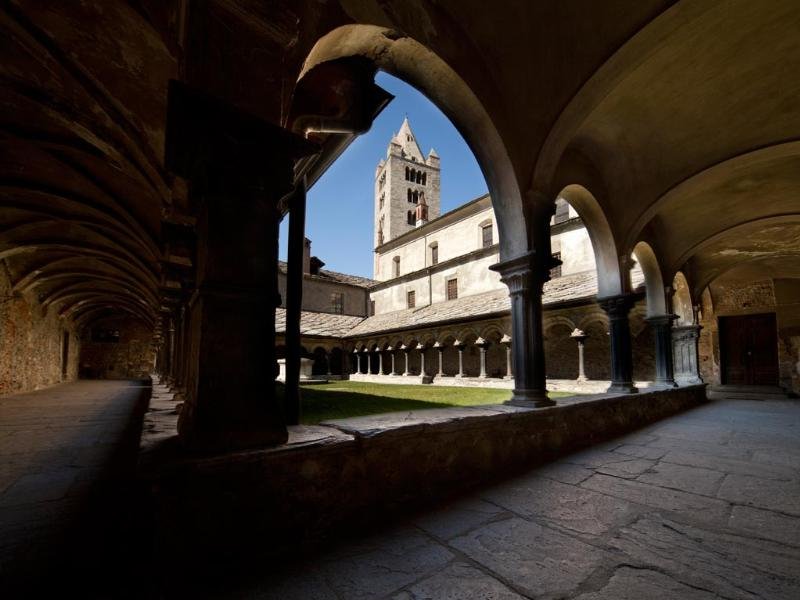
[543,315,577,334]
[479,325,506,378]
[311,346,328,376]
[632,241,667,317]
[544,322,578,380]
[298,24,528,260]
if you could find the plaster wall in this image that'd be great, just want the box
[0,265,80,395]
[277,272,368,317]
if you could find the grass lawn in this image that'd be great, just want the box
[294,380,576,425]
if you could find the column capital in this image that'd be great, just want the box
[474,337,488,348]
[570,328,588,343]
[598,293,638,317]
[500,334,512,347]
[646,313,679,327]
[490,251,552,293]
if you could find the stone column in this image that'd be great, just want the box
[365,349,371,374]
[570,328,588,382]
[354,348,362,374]
[166,318,176,383]
[673,325,704,385]
[284,177,307,424]
[599,294,639,394]
[417,342,433,383]
[378,351,384,375]
[648,315,678,388]
[501,334,513,379]
[490,251,555,407]
[401,344,410,375]
[434,342,445,377]
[388,346,397,375]
[325,351,332,377]
[475,337,488,378]
[454,340,465,378]
[164,81,316,451]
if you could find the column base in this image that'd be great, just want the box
[503,375,514,380]
[505,389,556,408]
[455,374,465,379]
[606,383,639,394]
[420,375,434,384]
[650,379,679,389]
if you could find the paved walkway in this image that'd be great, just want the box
[0,380,149,594]
[226,399,800,599]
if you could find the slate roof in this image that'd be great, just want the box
[275,308,365,338]
[277,261,375,288]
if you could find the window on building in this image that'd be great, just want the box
[393,256,400,277]
[407,290,416,308]
[405,166,410,181]
[407,189,413,203]
[412,190,419,204]
[422,172,427,185]
[430,242,438,266]
[369,300,375,316]
[331,292,344,314]
[550,252,562,278]
[407,210,415,225]
[379,171,386,188]
[379,192,384,209]
[446,278,458,301]
[481,223,493,248]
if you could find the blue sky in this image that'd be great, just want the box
[279,71,488,278]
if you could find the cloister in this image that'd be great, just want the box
[1,1,799,596]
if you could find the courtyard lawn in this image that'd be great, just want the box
[295,380,576,424]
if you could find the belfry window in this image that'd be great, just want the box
[430,242,438,266]
[407,189,413,203]
[407,210,415,225]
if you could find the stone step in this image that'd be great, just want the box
[707,385,792,401]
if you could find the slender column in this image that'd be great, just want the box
[648,315,678,387]
[285,177,307,424]
[378,351,384,375]
[167,318,176,383]
[434,342,444,377]
[501,334,513,379]
[325,351,332,377]
[476,337,488,378]
[490,251,555,407]
[354,349,362,374]
[388,346,397,375]
[454,341,465,378]
[401,344,410,375]
[599,294,639,394]
[366,350,372,374]
[417,343,426,376]
[570,328,588,382]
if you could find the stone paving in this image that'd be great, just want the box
[226,399,800,599]
[0,380,148,594]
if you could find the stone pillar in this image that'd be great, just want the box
[284,178,307,424]
[570,328,588,382]
[365,349,372,374]
[648,315,678,388]
[501,334,513,379]
[401,344,410,376]
[167,318,176,383]
[454,341,465,378]
[490,251,555,407]
[388,346,397,375]
[325,351,332,377]
[599,294,639,394]
[434,342,445,377]
[673,325,704,385]
[378,351,384,375]
[475,337,488,378]
[417,342,433,383]
[164,81,316,451]
[354,348,362,374]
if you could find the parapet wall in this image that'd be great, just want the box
[140,385,706,569]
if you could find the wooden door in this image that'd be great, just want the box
[719,313,779,385]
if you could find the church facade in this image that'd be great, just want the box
[277,118,667,390]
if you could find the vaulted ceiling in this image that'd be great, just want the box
[1,0,798,334]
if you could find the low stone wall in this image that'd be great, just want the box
[139,385,706,569]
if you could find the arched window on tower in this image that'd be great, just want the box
[416,171,422,184]
[422,172,427,185]
[405,167,410,181]
[413,190,419,204]
[407,210,414,225]
[407,189,413,203]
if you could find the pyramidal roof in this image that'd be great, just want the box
[392,116,425,162]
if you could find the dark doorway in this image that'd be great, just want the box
[719,313,779,385]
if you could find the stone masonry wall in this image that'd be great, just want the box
[79,317,155,379]
[0,264,80,395]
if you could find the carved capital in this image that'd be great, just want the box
[599,293,637,319]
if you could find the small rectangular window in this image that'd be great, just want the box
[550,252,562,279]
[431,245,438,266]
[331,292,344,314]
[447,278,458,301]
[407,290,416,309]
[481,224,493,248]
[393,257,400,278]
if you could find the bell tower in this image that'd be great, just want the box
[373,117,441,255]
